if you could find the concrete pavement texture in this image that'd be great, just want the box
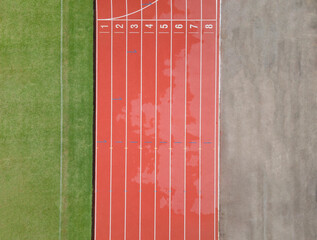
[219,0,317,239]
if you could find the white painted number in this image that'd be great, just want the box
[175,24,184,29]
[205,24,213,29]
[145,24,153,29]
[160,24,169,29]
[101,25,108,28]
[116,24,124,29]
[175,24,183,29]
[130,24,139,29]
[190,24,198,29]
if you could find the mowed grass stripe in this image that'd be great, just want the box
[61,0,94,239]
[0,0,93,239]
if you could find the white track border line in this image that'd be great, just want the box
[109,0,114,239]
[139,1,144,239]
[124,0,128,239]
[59,0,64,239]
[169,0,173,239]
[94,0,98,239]
[98,0,159,20]
[184,0,188,239]
[199,0,203,238]
[215,0,219,239]
[154,2,158,239]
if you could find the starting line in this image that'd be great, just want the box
[95,0,220,239]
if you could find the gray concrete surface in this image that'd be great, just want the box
[219,0,317,239]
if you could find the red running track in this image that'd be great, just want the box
[95,0,219,239]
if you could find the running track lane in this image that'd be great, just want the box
[95,0,219,239]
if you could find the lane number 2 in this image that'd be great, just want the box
[116,24,124,29]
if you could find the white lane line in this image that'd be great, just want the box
[169,0,173,239]
[139,1,144,239]
[124,0,128,239]
[99,0,159,20]
[109,0,114,239]
[154,2,158,239]
[94,1,99,239]
[199,0,203,239]
[184,0,188,239]
[58,0,63,239]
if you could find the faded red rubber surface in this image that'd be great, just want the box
[95,0,219,239]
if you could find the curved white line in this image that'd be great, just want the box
[101,0,159,20]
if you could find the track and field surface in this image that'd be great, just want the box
[0,0,93,239]
[95,0,220,239]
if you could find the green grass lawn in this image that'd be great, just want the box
[0,0,94,239]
